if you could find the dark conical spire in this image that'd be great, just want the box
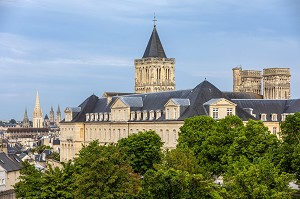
[142,18,167,58]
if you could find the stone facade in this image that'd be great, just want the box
[233,67,290,99]
[263,68,291,99]
[233,67,262,95]
[135,57,175,93]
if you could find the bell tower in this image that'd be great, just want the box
[134,16,175,93]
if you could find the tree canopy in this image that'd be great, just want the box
[118,130,163,174]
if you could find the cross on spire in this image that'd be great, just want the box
[153,13,157,27]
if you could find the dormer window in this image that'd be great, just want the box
[271,114,277,121]
[143,110,148,120]
[130,111,136,120]
[149,110,155,120]
[104,112,108,121]
[99,113,103,121]
[90,113,94,121]
[95,113,99,121]
[136,111,142,120]
[86,113,90,122]
[261,114,267,121]
[156,110,162,119]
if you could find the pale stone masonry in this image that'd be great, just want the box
[233,67,290,99]
[134,24,175,93]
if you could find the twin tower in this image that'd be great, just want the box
[233,67,291,99]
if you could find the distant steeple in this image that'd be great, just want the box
[33,91,43,128]
[142,16,167,58]
[22,108,30,128]
[56,104,61,127]
[50,106,54,123]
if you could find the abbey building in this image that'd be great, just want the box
[59,22,300,162]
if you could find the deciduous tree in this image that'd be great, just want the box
[118,130,163,174]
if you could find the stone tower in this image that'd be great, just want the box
[263,68,291,99]
[49,106,55,123]
[33,91,43,128]
[232,67,262,95]
[56,105,61,127]
[134,19,175,93]
[22,108,30,128]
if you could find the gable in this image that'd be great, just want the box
[111,98,129,109]
[164,99,178,107]
[204,98,236,107]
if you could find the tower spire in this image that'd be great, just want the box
[142,16,166,58]
[33,91,43,128]
[22,108,30,128]
[35,91,40,108]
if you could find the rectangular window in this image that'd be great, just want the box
[212,108,218,119]
[273,127,277,135]
[227,108,233,116]
[174,108,177,119]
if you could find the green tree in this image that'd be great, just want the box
[280,112,300,182]
[224,156,294,198]
[118,130,163,174]
[178,115,244,176]
[178,116,217,150]
[140,168,221,199]
[156,147,205,175]
[74,140,140,198]
[14,161,43,198]
[14,160,77,198]
[40,161,76,198]
[48,151,60,161]
[225,119,279,164]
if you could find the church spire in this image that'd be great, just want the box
[22,108,30,128]
[33,91,43,128]
[142,16,167,58]
[34,91,41,109]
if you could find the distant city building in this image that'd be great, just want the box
[233,67,291,99]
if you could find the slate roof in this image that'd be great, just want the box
[170,98,190,106]
[0,152,21,172]
[63,80,300,123]
[119,97,143,108]
[232,99,300,121]
[142,26,167,58]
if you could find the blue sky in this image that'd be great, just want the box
[0,0,299,121]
